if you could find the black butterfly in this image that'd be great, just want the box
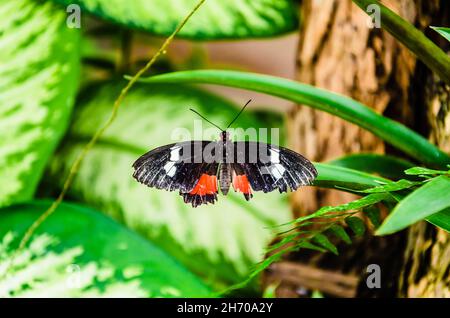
[132,100,317,207]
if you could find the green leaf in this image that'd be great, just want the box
[426,208,450,233]
[0,201,212,297]
[0,0,80,207]
[345,216,366,237]
[53,0,298,39]
[404,167,448,176]
[262,282,279,298]
[312,234,338,255]
[46,81,291,288]
[328,154,414,180]
[311,290,324,298]
[297,241,328,253]
[314,163,388,192]
[291,193,391,225]
[136,70,450,168]
[329,224,351,244]
[377,176,450,235]
[254,195,390,277]
[364,206,381,228]
[431,26,450,43]
[361,179,420,193]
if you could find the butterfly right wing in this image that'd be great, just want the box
[231,141,317,196]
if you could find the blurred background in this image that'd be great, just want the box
[1,0,449,298]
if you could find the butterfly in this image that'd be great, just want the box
[132,100,317,207]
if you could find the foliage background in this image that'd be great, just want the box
[0,0,301,297]
[1,0,449,297]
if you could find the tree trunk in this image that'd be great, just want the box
[265,0,449,297]
[399,70,450,297]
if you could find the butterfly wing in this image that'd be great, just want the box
[132,141,219,207]
[231,141,317,197]
[133,140,317,206]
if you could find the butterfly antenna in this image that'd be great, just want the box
[190,108,224,131]
[226,99,252,129]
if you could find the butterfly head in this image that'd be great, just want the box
[220,130,231,141]
[190,99,252,138]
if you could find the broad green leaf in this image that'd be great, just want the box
[404,167,448,176]
[0,201,212,297]
[426,208,450,233]
[0,0,80,207]
[312,234,338,255]
[431,26,450,43]
[137,70,450,168]
[46,81,291,288]
[345,216,365,237]
[377,176,450,235]
[328,154,414,180]
[329,224,351,244]
[314,163,387,192]
[53,0,299,39]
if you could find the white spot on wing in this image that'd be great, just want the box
[269,148,280,164]
[169,147,181,161]
[163,161,176,177]
[270,164,286,180]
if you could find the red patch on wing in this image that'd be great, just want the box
[232,175,252,194]
[189,174,218,195]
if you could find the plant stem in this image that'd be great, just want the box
[352,0,450,85]
[4,0,207,277]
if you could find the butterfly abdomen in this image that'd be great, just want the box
[219,163,232,195]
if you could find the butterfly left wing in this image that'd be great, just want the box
[230,141,317,198]
[132,141,219,207]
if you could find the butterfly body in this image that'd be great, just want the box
[132,130,317,208]
[219,162,232,195]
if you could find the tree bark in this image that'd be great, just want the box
[273,0,450,297]
[290,0,418,213]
